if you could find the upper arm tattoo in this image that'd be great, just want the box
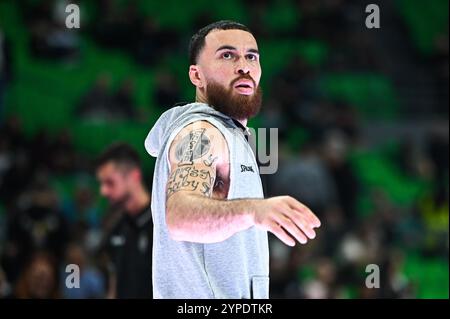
[167,128,219,198]
[166,166,214,197]
[175,128,210,164]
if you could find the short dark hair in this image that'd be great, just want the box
[188,20,252,65]
[95,142,141,171]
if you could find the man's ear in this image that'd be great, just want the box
[128,168,141,184]
[134,169,142,182]
[189,65,204,88]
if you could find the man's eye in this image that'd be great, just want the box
[246,54,258,61]
[222,52,234,60]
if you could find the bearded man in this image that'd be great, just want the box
[145,20,321,299]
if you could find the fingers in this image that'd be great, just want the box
[268,223,295,247]
[273,214,308,244]
[284,209,316,240]
[261,196,322,247]
[286,196,321,228]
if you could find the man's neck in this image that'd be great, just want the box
[195,95,248,127]
[125,186,150,215]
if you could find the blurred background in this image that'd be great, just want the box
[0,0,448,298]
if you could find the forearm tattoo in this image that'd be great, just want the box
[167,129,218,198]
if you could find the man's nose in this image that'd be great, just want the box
[236,59,250,75]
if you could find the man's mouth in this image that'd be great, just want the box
[234,80,254,95]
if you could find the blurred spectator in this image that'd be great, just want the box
[111,78,138,120]
[153,71,182,110]
[426,129,449,187]
[0,134,13,192]
[431,34,449,115]
[244,0,271,38]
[61,180,102,253]
[272,55,320,126]
[1,116,28,153]
[13,251,60,299]
[62,183,101,230]
[0,147,33,206]
[1,176,68,283]
[301,257,341,299]
[95,143,153,298]
[269,143,337,213]
[258,98,289,138]
[332,101,360,143]
[0,266,12,298]
[27,0,80,62]
[383,250,415,298]
[320,206,347,256]
[60,242,105,299]
[321,130,359,225]
[77,75,141,121]
[295,0,323,39]
[76,74,114,121]
[29,128,52,171]
[416,183,449,257]
[48,129,78,174]
[133,17,165,67]
[93,0,141,52]
[397,139,427,178]
[133,17,180,67]
[92,0,181,64]
[0,29,13,124]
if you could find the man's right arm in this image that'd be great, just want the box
[165,121,321,246]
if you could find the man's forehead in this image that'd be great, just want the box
[204,29,258,51]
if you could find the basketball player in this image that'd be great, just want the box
[145,20,321,299]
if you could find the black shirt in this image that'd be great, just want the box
[104,204,153,298]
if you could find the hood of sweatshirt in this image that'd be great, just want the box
[144,102,244,158]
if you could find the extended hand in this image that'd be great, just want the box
[253,196,321,246]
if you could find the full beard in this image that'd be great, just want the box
[205,79,262,121]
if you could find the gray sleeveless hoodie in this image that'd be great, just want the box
[144,102,269,299]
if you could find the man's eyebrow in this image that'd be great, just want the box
[215,45,260,55]
[216,45,237,52]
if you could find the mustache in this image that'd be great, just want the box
[230,74,256,88]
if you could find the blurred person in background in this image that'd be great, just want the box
[95,142,153,298]
[1,175,69,284]
[153,71,182,112]
[60,242,105,299]
[76,74,114,121]
[321,130,359,227]
[61,181,103,250]
[13,251,60,299]
[0,266,12,298]
[47,129,78,174]
[111,78,138,120]
[92,0,141,52]
[25,0,80,62]
[0,134,13,199]
[0,28,12,124]
[301,257,340,299]
[133,17,176,67]
[77,74,140,122]
[0,116,28,154]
